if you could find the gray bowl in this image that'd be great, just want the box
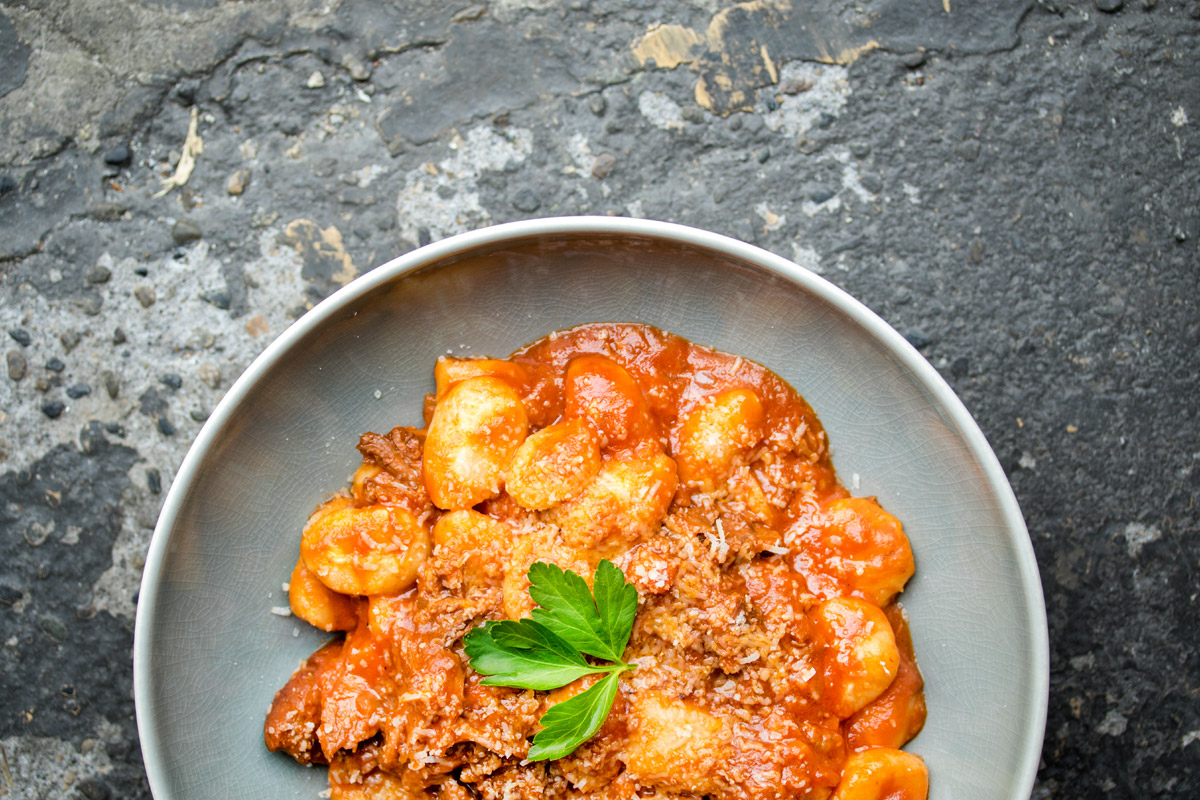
[134,217,1048,799]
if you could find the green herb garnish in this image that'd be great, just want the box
[463,559,638,761]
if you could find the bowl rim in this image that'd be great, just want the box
[133,215,1049,799]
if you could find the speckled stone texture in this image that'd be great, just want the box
[0,1,1197,798]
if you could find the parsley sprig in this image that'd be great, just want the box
[463,560,638,761]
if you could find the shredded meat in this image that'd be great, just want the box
[264,639,342,764]
[357,426,432,515]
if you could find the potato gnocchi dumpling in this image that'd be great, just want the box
[266,323,927,800]
[812,597,901,718]
[431,509,509,590]
[563,354,659,455]
[435,356,532,400]
[623,691,731,793]
[422,375,529,509]
[546,452,679,552]
[505,418,602,510]
[675,387,765,491]
[288,556,359,632]
[831,748,929,800]
[299,502,429,596]
[844,604,928,752]
[791,496,915,608]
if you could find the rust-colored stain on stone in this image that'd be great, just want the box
[283,219,359,287]
[244,315,269,338]
[820,40,881,66]
[631,24,705,69]
[632,0,887,115]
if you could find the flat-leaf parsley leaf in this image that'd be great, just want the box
[462,559,638,760]
[527,671,624,761]
[530,559,637,662]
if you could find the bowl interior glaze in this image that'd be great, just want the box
[134,218,1048,800]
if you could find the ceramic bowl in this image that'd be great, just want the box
[134,217,1048,799]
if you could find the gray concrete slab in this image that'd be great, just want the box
[1,1,1197,797]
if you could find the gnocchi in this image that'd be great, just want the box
[563,354,658,455]
[623,691,730,793]
[675,388,765,490]
[434,356,531,400]
[545,452,678,552]
[792,496,915,607]
[267,323,928,800]
[505,418,602,510]
[300,502,429,596]
[288,555,360,631]
[431,509,508,590]
[812,597,901,718]
[845,604,927,751]
[423,375,529,510]
[831,748,929,800]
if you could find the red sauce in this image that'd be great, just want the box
[266,323,927,800]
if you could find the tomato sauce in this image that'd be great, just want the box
[266,323,927,800]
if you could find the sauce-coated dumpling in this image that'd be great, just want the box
[266,323,927,800]
[505,418,602,510]
[300,500,429,596]
[676,388,764,490]
[422,375,529,509]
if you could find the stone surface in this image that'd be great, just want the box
[0,10,30,99]
[102,145,131,166]
[6,350,26,381]
[591,152,618,179]
[225,168,250,196]
[1,1,1198,798]
[170,219,203,245]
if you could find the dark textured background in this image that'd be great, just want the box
[1,1,1197,797]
